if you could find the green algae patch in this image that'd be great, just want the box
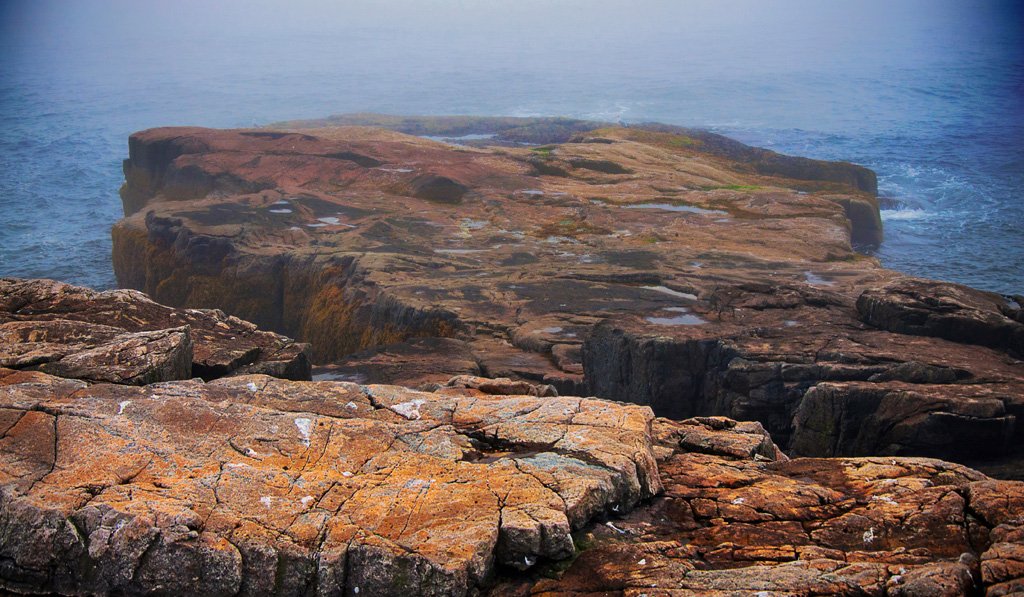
[700,184,761,192]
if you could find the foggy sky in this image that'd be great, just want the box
[4,1,1021,60]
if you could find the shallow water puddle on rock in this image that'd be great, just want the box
[803,271,835,286]
[420,133,496,143]
[646,307,706,325]
[311,370,368,383]
[625,203,728,216]
[642,285,698,300]
[314,216,354,227]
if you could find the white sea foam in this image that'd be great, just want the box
[881,208,931,221]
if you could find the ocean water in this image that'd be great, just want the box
[1,0,1022,293]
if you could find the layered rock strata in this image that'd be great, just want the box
[0,278,311,382]
[108,116,1024,468]
[584,279,1024,468]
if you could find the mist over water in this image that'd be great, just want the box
[2,0,1022,292]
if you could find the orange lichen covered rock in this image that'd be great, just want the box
[0,369,658,596]
[502,417,1024,597]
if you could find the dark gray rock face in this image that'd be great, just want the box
[583,279,1024,469]
[38,325,193,385]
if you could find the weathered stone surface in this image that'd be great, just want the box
[582,280,1024,468]
[675,416,787,461]
[0,369,658,596]
[111,117,884,370]
[281,114,879,196]
[967,481,1024,592]
[792,381,1017,461]
[2,355,1021,596]
[0,278,311,382]
[312,337,481,388]
[442,375,558,398]
[38,325,192,385]
[107,116,1023,468]
[858,277,1024,358]
[495,417,1024,597]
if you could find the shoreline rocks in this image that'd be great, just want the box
[105,115,1023,471]
[5,113,1024,594]
[0,369,659,596]
[582,280,1024,468]
[111,117,884,363]
[0,281,1021,595]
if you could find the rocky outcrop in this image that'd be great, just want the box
[491,417,1024,596]
[583,281,1023,469]
[0,278,311,382]
[629,122,879,195]
[275,115,879,197]
[0,369,658,596]
[112,118,885,366]
[107,117,1024,469]
[2,365,1022,596]
[37,325,193,385]
[857,277,1024,358]
[313,337,482,387]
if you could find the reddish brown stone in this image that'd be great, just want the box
[107,117,1024,469]
[497,418,1024,597]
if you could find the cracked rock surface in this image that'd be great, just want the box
[108,117,1024,468]
[0,278,311,383]
[0,368,658,596]
[584,280,1024,473]
[492,417,1024,597]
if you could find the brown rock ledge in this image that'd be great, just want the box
[0,278,311,382]
[107,116,1023,468]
